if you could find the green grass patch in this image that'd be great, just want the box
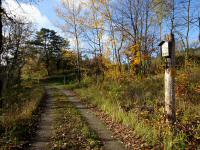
[63,68,200,148]
[73,84,158,146]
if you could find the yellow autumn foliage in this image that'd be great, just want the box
[63,50,76,58]
[99,0,107,4]
[93,19,104,28]
[125,42,142,66]
[133,57,141,65]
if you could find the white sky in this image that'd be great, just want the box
[3,0,52,28]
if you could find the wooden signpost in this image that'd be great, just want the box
[159,34,176,124]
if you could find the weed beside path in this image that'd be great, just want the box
[60,89,125,150]
[0,84,45,149]
[64,75,200,149]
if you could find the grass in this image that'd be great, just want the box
[64,67,200,148]
[47,88,102,149]
[0,82,45,149]
[69,83,159,146]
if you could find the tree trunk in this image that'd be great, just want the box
[199,17,200,42]
[185,0,190,67]
[0,1,3,61]
[75,31,81,84]
[0,2,2,98]
[144,4,149,75]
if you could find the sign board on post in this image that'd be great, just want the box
[162,42,169,57]
[158,34,176,124]
[158,41,170,57]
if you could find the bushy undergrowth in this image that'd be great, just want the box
[65,67,200,148]
[0,82,45,149]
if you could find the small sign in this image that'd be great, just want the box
[162,42,169,57]
[158,41,170,57]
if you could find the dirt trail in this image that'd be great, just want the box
[61,89,125,150]
[30,88,56,150]
[30,87,125,150]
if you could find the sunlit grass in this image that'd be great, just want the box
[75,86,159,146]
[0,83,45,149]
[63,67,200,148]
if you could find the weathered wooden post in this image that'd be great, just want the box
[159,33,176,124]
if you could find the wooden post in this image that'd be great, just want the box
[165,34,176,124]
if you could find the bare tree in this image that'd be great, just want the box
[185,0,191,66]
[102,0,125,72]
[198,16,200,42]
[56,0,85,83]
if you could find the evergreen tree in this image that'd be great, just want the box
[33,28,69,75]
